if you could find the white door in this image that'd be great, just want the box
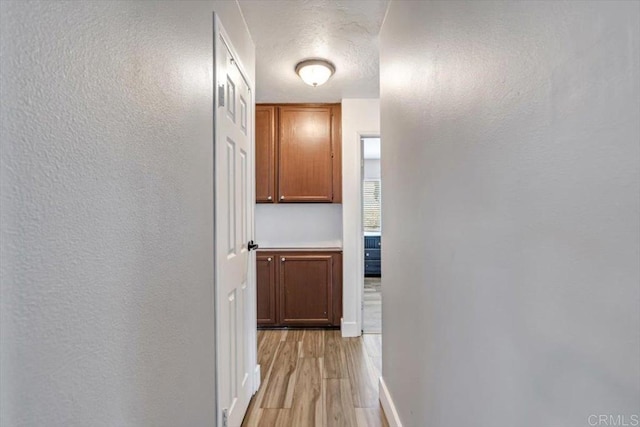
[215,17,256,427]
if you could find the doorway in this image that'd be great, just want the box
[361,137,381,334]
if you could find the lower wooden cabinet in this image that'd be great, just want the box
[256,250,342,328]
[256,254,277,325]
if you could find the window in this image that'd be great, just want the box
[363,179,381,232]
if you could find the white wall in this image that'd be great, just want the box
[0,1,254,426]
[341,99,380,336]
[363,137,381,160]
[255,204,342,248]
[380,2,639,426]
[364,159,381,180]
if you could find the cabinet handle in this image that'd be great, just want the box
[267,195,272,201]
[267,257,272,262]
[281,257,286,262]
[366,253,369,257]
[280,195,285,200]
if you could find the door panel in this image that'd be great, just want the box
[226,139,236,255]
[278,107,333,202]
[240,148,248,249]
[279,255,333,325]
[215,21,254,427]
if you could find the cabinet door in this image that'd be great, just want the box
[278,106,333,202]
[331,252,343,325]
[279,254,333,325]
[257,254,277,325]
[256,106,277,203]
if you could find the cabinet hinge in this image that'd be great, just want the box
[222,408,228,427]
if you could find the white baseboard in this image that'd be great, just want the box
[254,364,261,393]
[379,377,403,427]
[341,319,360,337]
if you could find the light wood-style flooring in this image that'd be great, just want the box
[363,277,382,333]
[242,330,388,427]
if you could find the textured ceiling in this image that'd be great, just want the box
[238,0,389,103]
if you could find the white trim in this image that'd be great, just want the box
[379,377,403,427]
[254,364,261,393]
[341,319,360,337]
[356,132,380,335]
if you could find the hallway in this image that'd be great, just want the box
[2,2,638,426]
[242,330,387,427]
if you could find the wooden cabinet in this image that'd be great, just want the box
[255,106,277,203]
[256,253,277,326]
[278,106,333,202]
[279,254,333,325]
[256,250,342,328]
[255,104,341,203]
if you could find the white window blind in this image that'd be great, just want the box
[363,180,381,232]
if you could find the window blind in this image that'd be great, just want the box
[363,180,381,232]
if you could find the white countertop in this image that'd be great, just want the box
[256,239,342,249]
[258,247,342,252]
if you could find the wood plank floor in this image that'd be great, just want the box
[242,330,388,427]
[363,277,381,333]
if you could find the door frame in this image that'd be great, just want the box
[355,132,380,335]
[357,137,382,333]
[213,13,258,427]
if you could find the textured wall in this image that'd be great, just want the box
[0,1,254,426]
[380,1,639,426]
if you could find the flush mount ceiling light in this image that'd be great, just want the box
[295,59,335,87]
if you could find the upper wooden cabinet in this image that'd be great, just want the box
[255,104,341,203]
[279,106,333,202]
[255,106,277,203]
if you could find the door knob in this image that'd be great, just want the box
[248,240,259,251]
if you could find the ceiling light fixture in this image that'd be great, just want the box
[295,59,335,87]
